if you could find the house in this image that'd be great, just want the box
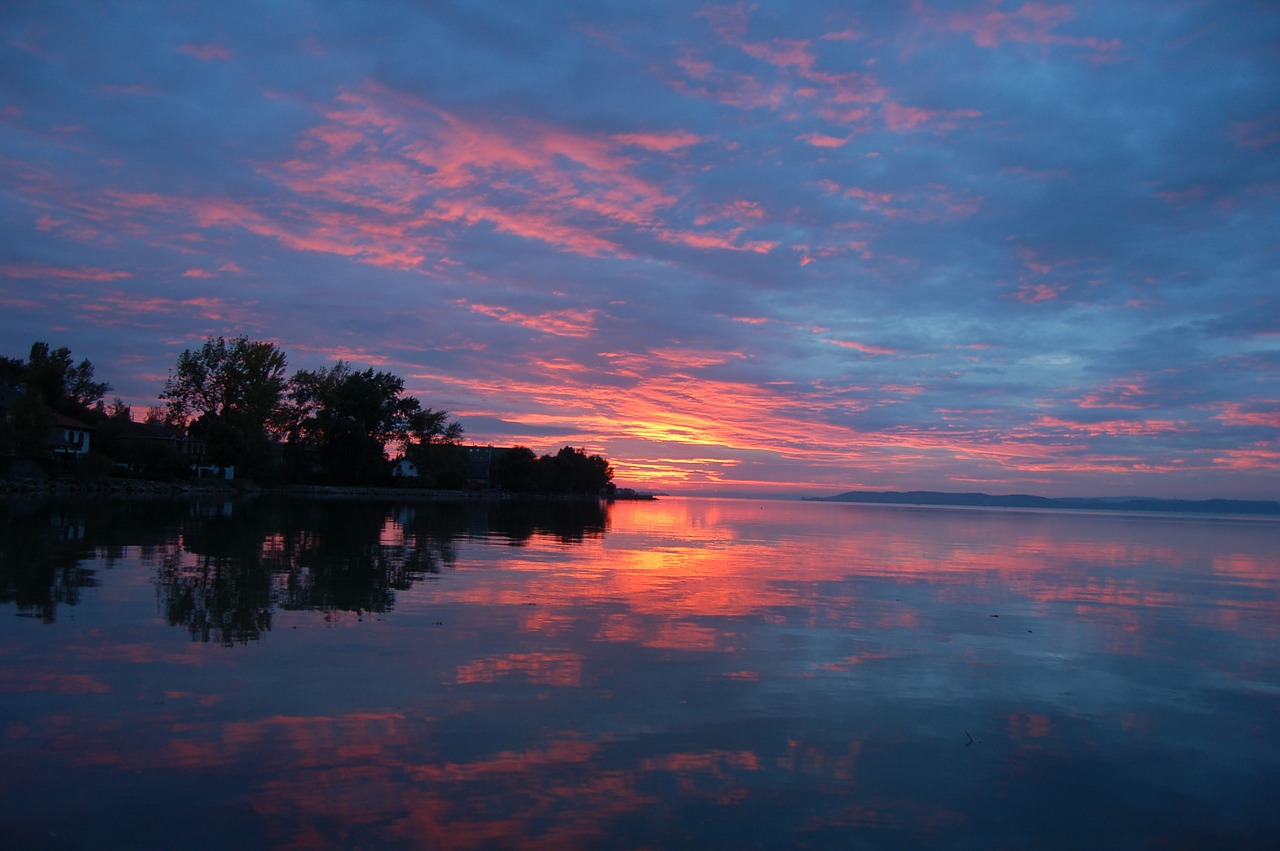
[390,457,418,478]
[464,445,520,488]
[115,420,225,477]
[50,413,94,457]
[123,420,207,460]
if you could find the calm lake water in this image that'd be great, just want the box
[2,495,1278,850]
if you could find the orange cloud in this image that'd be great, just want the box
[657,228,777,253]
[265,85,778,262]
[797,132,850,148]
[826,339,898,356]
[469,303,599,338]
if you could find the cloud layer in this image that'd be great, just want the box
[2,1,1277,497]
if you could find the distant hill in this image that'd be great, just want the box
[803,490,1280,516]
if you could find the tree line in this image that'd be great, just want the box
[1,337,613,494]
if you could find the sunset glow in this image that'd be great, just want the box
[1,2,1276,497]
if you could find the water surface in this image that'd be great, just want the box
[2,496,1277,849]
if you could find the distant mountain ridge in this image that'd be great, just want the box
[804,490,1280,516]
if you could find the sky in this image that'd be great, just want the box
[1,1,1277,499]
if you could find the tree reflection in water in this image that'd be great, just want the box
[2,497,1278,849]
[0,495,610,644]
[0,497,120,622]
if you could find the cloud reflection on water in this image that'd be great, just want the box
[1,496,1277,849]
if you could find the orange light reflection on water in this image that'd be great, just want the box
[4,498,1278,849]
[418,500,1280,657]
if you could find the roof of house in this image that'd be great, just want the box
[53,412,95,431]
[126,420,187,440]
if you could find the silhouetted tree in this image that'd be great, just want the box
[1,383,54,459]
[404,406,466,487]
[286,361,437,485]
[552,446,613,494]
[492,446,538,492]
[495,445,613,494]
[23,342,112,417]
[160,336,288,478]
[1,342,111,460]
[1,342,111,417]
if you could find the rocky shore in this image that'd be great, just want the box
[0,474,241,499]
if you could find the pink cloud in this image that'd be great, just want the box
[740,38,817,74]
[673,52,716,81]
[612,130,703,152]
[270,85,741,259]
[0,293,43,310]
[1213,402,1280,429]
[794,235,873,266]
[657,228,776,254]
[1,263,131,281]
[883,102,981,132]
[1034,415,1189,437]
[667,62,791,110]
[1213,443,1280,471]
[470,303,599,338]
[821,28,863,42]
[1015,283,1060,303]
[895,184,982,221]
[842,185,895,210]
[797,132,849,148]
[302,124,367,156]
[884,102,931,131]
[181,268,215,278]
[1017,247,1056,274]
[825,179,979,222]
[672,7,890,127]
[58,82,773,274]
[1233,114,1280,150]
[100,83,161,96]
[826,339,898,356]
[1000,165,1070,182]
[926,1,1123,63]
[695,3,753,40]
[289,343,397,366]
[1076,377,1159,410]
[178,43,232,61]
[106,188,433,270]
[1155,185,1208,207]
[693,199,766,226]
[434,198,618,257]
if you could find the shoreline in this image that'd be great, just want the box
[0,476,620,503]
